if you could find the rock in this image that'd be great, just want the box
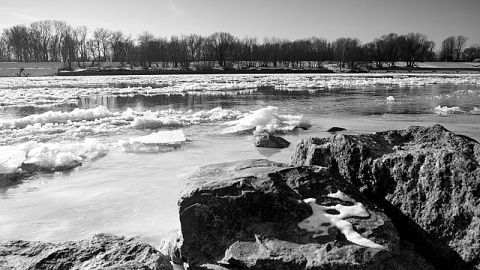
[327,127,347,132]
[0,233,173,270]
[159,229,185,266]
[179,159,433,269]
[291,124,480,270]
[254,135,290,148]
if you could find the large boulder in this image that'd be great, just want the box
[0,233,173,270]
[291,124,480,270]
[179,159,432,269]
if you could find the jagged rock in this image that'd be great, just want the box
[178,159,433,269]
[254,135,290,148]
[0,233,173,270]
[159,229,185,266]
[291,124,480,270]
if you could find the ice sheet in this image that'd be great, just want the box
[118,130,186,153]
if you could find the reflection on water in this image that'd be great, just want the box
[75,84,480,117]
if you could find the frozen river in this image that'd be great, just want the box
[0,73,479,247]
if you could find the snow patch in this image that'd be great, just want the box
[298,191,384,249]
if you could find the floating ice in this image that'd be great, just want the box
[434,105,464,114]
[1,74,478,109]
[0,106,114,129]
[0,139,108,173]
[118,130,186,153]
[298,191,384,249]
[386,96,395,102]
[0,106,243,145]
[0,147,27,174]
[221,106,311,134]
[130,107,242,129]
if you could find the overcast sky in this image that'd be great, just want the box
[0,0,479,48]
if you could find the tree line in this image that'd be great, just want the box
[1,20,479,70]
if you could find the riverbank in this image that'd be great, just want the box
[1,61,479,77]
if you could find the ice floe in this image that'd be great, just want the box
[0,139,107,174]
[0,106,243,145]
[434,105,464,114]
[221,106,311,134]
[118,130,186,153]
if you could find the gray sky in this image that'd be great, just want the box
[1,0,479,48]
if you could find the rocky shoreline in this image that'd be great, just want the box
[1,124,478,270]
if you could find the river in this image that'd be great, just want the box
[0,73,479,247]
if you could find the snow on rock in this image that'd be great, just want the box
[118,130,186,153]
[298,191,384,249]
[221,106,311,134]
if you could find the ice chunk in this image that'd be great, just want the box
[119,130,186,153]
[298,191,384,249]
[434,105,464,114]
[20,139,108,171]
[0,106,115,129]
[0,147,27,174]
[386,96,395,102]
[221,106,311,134]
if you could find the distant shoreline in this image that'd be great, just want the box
[1,61,479,77]
[56,67,480,76]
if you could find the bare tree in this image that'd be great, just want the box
[186,34,204,67]
[61,26,76,70]
[209,32,236,67]
[92,28,112,62]
[454,35,468,61]
[440,36,456,61]
[74,26,88,67]
[399,33,433,67]
[30,20,52,61]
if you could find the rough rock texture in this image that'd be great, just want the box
[159,229,185,265]
[291,124,480,270]
[0,233,173,270]
[254,135,290,148]
[179,159,433,269]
